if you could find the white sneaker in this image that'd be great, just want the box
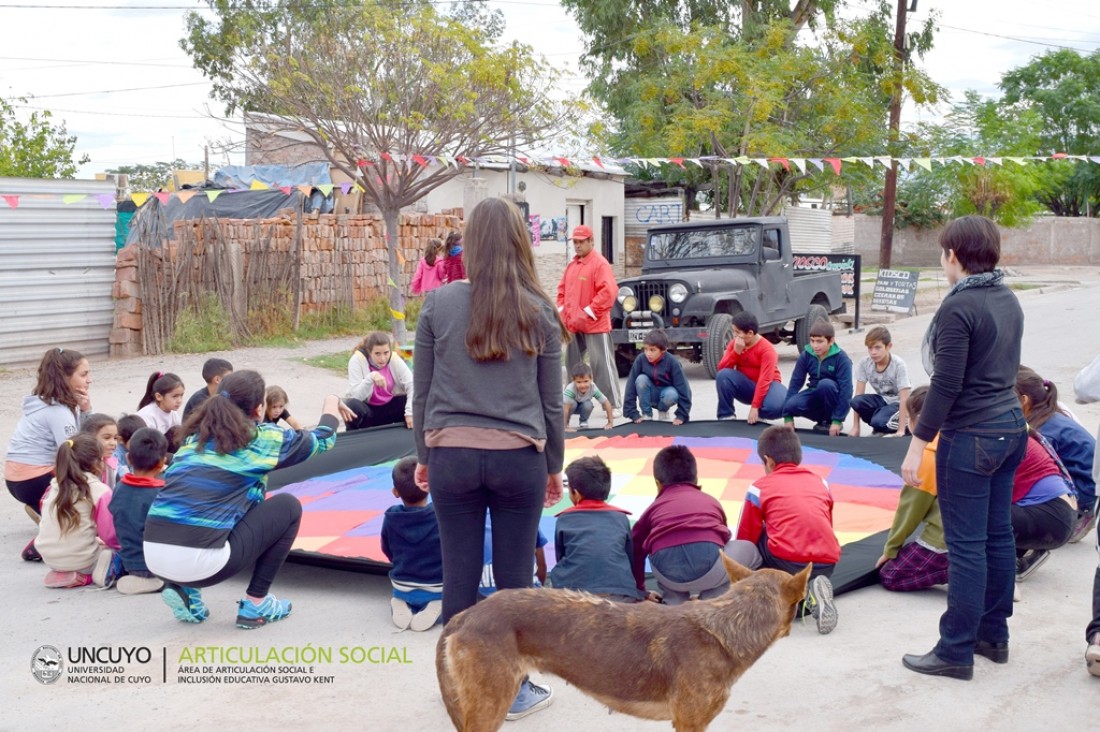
[410,600,442,631]
[117,575,165,595]
[578,420,589,430]
[390,597,413,630]
[658,410,671,422]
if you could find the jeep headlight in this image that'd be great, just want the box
[617,286,635,303]
[621,296,638,313]
[669,283,689,304]
[648,294,665,313]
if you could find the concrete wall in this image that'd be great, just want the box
[854,214,1100,268]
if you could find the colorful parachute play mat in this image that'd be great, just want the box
[267,421,908,594]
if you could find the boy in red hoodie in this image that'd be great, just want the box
[728,425,842,634]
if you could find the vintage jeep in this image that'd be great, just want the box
[611,217,846,378]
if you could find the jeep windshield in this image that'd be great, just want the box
[647,225,760,263]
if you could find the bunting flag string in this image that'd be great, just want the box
[3,151,1099,212]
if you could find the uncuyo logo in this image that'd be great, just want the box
[31,645,63,684]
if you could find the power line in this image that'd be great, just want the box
[30,81,210,98]
[0,55,190,68]
[9,103,222,119]
[0,0,564,9]
[939,23,1099,51]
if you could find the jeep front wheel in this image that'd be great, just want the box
[703,313,735,380]
[795,303,829,352]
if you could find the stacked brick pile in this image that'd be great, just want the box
[110,245,143,357]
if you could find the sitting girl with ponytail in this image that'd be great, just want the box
[143,370,352,629]
[35,433,121,589]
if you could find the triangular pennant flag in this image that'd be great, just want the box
[297,185,312,196]
[390,309,406,321]
[858,157,875,168]
[790,158,806,173]
[396,249,406,265]
[387,277,398,288]
[1051,152,1068,159]
[769,157,790,171]
[896,158,911,170]
[875,156,893,169]
[592,156,605,169]
[62,194,87,205]
[154,192,171,205]
[948,155,969,165]
[412,155,429,168]
[1068,154,1087,161]
[823,158,842,175]
[357,159,368,168]
[987,157,1003,166]
[669,157,686,169]
[279,186,292,195]
[807,158,824,172]
[250,180,270,190]
[1090,157,1100,165]
[94,193,115,209]
[427,155,438,166]
[913,158,933,172]
[317,184,334,196]
[175,191,197,204]
[456,155,471,166]
[1005,157,1028,166]
[934,157,947,166]
[2,194,19,208]
[131,192,150,207]
[380,152,393,162]
[972,156,986,167]
[752,158,769,169]
[555,156,573,167]
[205,190,224,202]
[339,182,353,195]
[841,157,860,163]
[353,183,365,193]
[734,156,751,165]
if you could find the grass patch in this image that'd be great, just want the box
[1010,283,1043,291]
[301,351,350,374]
[167,292,235,352]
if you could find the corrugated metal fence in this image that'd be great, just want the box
[0,178,117,366]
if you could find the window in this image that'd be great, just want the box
[648,226,760,261]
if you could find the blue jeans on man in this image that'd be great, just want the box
[933,408,1027,665]
[782,378,840,424]
[635,374,679,417]
[715,369,788,420]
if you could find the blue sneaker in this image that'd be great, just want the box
[162,583,209,623]
[92,550,124,589]
[237,594,292,629]
[505,678,553,721]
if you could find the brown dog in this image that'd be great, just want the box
[436,555,811,732]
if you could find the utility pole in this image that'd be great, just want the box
[879,1,914,270]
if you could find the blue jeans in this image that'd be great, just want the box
[567,398,594,422]
[428,446,546,624]
[850,394,900,433]
[715,369,788,419]
[934,408,1027,664]
[634,374,679,416]
[782,378,840,424]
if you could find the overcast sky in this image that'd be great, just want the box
[1,0,1099,179]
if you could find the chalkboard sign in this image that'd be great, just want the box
[871,269,920,313]
[792,253,862,328]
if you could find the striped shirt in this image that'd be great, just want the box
[144,415,338,548]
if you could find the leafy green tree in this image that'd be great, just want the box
[107,159,202,192]
[0,97,89,178]
[1000,48,1100,216]
[182,0,563,340]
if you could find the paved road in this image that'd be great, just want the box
[2,277,1099,730]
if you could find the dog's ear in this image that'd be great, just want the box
[784,563,813,605]
[721,552,754,584]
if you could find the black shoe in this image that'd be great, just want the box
[902,651,973,680]
[812,421,832,434]
[1016,549,1051,581]
[21,538,41,562]
[974,640,1009,664]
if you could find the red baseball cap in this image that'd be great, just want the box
[571,225,593,241]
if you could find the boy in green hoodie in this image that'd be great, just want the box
[782,319,853,436]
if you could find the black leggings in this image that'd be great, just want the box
[187,493,302,598]
[6,474,53,511]
[345,396,407,430]
[1011,495,1075,555]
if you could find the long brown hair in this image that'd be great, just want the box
[52,434,103,535]
[424,238,443,267]
[180,370,265,454]
[356,331,393,357]
[1016,366,1066,429]
[138,371,184,410]
[463,198,568,361]
[33,347,86,409]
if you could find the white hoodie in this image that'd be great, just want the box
[4,396,81,468]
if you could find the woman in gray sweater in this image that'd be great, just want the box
[413,197,567,719]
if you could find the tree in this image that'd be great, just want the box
[107,159,202,192]
[0,97,89,178]
[182,0,564,340]
[560,0,939,216]
[1000,48,1100,217]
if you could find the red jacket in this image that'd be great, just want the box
[716,336,782,409]
[736,464,841,565]
[556,250,617,334]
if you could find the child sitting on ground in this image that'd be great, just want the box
[80,413,119,489]
[480,519,548,595]
[563,362,615,431]
[113,414,147,483]
[136,371,185,433]
[35,434,121,589]
[623,329,692,424]
[728,425,841,634]
[1011,428,1077,583]
[182,358,233,420]
[548,456,641,602]
[876,387,948,591]
[262,386,304,430]
[108,428,168,595]
[849,325,911,437]
[631,445,730,604]
[380,456,444,631]
[782,319,852,436]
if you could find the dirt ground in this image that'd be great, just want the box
[2,264,1100,730]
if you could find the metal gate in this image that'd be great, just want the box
[0,177,117,366]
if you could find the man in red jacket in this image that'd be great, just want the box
[556,225,621,409]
